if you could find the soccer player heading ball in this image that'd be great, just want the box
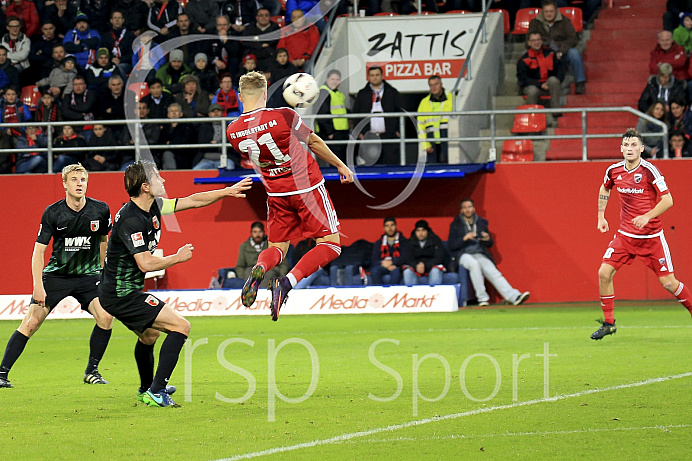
[227,71,354,321]
[593,128,692,339]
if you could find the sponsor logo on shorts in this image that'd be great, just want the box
[145,295,159,306]
[131,232,144,247]
[91,220,99,232]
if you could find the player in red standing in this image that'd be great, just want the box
[592,128,692,339]
[227,71,354,321]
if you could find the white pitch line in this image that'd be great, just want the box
[213,372,692,461]
[346,424,692,444]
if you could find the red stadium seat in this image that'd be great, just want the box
[20,85,41,110]
[559,7,583,33]
[502,140,534,162]
[374,12,399,16]
[128,82,149,102]
[271,15,285,27]
[445,10,472,14]
[511,104,547,134]
[512,8,540,35]
[489,8,510,35]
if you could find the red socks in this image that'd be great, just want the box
[600,295,615,324]
[673,282,692,316]
[290,242,341,283]
[256,246,284,272]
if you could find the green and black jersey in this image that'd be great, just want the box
[38,198,111,276]
[100,197,177,298]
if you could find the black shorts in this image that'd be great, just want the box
[99,291,165,333]
[33,274,100,313]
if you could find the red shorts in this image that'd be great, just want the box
[266,183,340,242]
[602,231,674,275]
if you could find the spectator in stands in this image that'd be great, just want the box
[113,0,150,36]
[663,0,692,31]
[98,75,126,139]
[185,0,217,34]
[39,43,65,81]
[36,90,61,130]
[27,23,60,84]
[2,16,31,72]
[638,62,686,114]
[141,77,174,119]
[517,32,563,111]
[61,75,96,133]
[159,102,195,169]
[234,54,257,86]
[650,30,689,81]
[673,12,692,53]
[448,199,530,307]
[86,48,121,92]
[192,53,218,94]
[193,103,236,169]
[148,0,183,40]
[209,15,242,77]
[169,13,205,66]
[241,8,280,69]
[0,46,19,95]
[668,97,692,133]
[352,65,403,165]
[370,217,411,286]
[636,101,668,159]
[277,9,319,72]
[221,0,259,33]
[528,0,585,94]
[265,47,298,85]
[232,222,290,288]
[15,125,48,174]
[315,69,349,162]
[120,101,162,168]
[156,49,192,94]
[44,0,78,39]
[403,220,446,286]
[285,0,327,33]
[669,127,692,157]
[132,32,166,77]
[102,10,135,77]
[0,86,31,154]
[52,124,86,172]
[6,0,40,38]
[417,75,453,164]
[37,53,77,97]
[63,13,101,70]
[174,74,210,117]
[212,73,243,117]
[84,124,121,171]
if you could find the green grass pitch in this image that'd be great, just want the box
[1,302,692,460]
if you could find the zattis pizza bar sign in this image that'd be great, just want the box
[368,60,466,80]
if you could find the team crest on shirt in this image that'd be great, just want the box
[131,232,144,247]
[90,220,99,232]
[634,173,642,183]
[152,216,160,230]
[145,295,159,307]
[659,258,666,266]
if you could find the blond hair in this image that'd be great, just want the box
[62,163,88,182]
[239,71,267,98]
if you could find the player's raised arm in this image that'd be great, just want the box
[307,133,354,184]
[174,177,253,212]
[597,185,610,233]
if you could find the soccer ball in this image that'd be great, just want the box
[282,73,320,108]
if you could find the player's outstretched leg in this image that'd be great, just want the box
[591,319,617,340]
[242,265,265,307]
[269,277,292,321]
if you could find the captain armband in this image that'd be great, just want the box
[160,198,178,215]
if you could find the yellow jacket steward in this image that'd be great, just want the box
[317,85,349,132]
[417,92,453,150]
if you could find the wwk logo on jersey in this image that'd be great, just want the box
[131,232,145,247]
[64,236,91,252]
[152,216,160,230]
[634,173,642,183]
[90,220,99,232]
[145,295,159,307]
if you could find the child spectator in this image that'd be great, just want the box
[234,53,257,86]
[52,124,87,172]
[191,53,218,95]
[37,54,78,97]
[36,90,61,132]
[0,86,32,145]
[84,124,120,171]
[673,13,692,53]
[15,126,48,174]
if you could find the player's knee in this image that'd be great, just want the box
[660,277,677,292]
[175,318,191,336]
[140,329,160,345]
[96,312,114,330]
[598,267,613,284]
[24,316,42,336]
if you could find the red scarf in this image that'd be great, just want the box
[216,89,239,115]
[380,232,400,260]
[526,48,554,82]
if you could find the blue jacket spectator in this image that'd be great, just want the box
[132,35,166,73]
[63,13,101,69]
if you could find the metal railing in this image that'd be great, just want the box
[0,106,668,173]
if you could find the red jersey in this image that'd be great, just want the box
[603,159,670,237]
[227,107,323,196]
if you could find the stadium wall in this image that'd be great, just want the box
[2,160,691,303]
